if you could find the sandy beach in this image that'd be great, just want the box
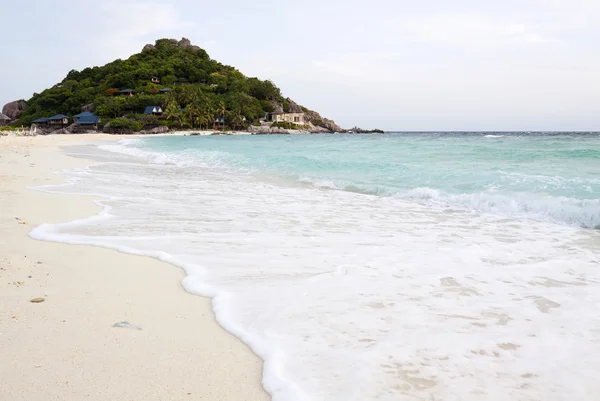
[0,134,270,401]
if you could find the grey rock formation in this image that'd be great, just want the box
[81,103,94,112]
[146,126,169,134]
[178,37,192,48]
[102,121,111,133]
[143,44,155,52]
[286,98,304,113]
[2,100,27,121]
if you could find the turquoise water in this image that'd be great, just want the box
[137,132,600,228]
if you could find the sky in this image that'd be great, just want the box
[1,0,599,131]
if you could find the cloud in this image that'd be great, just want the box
[87,1,191,57]
[400,14,554,46]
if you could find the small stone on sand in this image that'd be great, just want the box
[30,297,45,303]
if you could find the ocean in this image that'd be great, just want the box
[32,132,600,401]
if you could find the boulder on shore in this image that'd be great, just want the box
[145,126,170,135]
[2,100,27,121]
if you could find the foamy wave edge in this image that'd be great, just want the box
[28,166,310,401]
[103,139,600,229]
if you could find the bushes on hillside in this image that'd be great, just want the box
[108,118,143,132]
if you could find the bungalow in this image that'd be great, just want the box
[151,76,161,84]
[73,111,93,122]
[119,89,135,96]
[269,105,305,125]
[74,112,100,129]
[0,113,10,126]
[213,116,225,129]
[31,117,50,126]
[48,114,69,127]
[144,106,163,116]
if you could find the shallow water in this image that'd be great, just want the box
[32,133,600,401]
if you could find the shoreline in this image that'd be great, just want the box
[0,134,270,401]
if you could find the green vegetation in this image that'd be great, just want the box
[271,121,310,130]
[108,118,143,132]
[15,39,288,129]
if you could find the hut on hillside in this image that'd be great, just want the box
[74,112,100,129]
[31,117,50,127]
[144,106,163,116]
[47,114,70,127]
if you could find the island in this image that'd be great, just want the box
[1,38,383,135]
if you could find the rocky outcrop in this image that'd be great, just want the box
[273,98,345,133]
[347,127,384,134]
[142,126,170,135]
[248,124,316,135]
[102,121,111,133]
[2,100,27,121]
[144,38,202,53]
[303,108,344,133]
[81,103,94,113]
[178,38,192,48]
[285,98,304,113]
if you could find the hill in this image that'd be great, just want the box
[5,38,343,133]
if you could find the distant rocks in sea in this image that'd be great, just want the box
[346,127,385,134]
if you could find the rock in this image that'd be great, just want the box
[146,126,169,135]
[2,100,27,121]
[178,37,192,48]
[81,103,94,113]
[102,121,111,133]
[285,98,304,113]
[49,128,70,135]
[142,44,155,52]
[190,45,201,52]
[30,297,45,303]
[347,127,385,134]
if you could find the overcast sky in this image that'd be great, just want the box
[1,0,599,130]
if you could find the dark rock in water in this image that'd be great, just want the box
[347,127,384,134]
[2,100,27,121]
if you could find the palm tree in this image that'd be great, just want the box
[184,103,200,128]
[217,101,226,131]
[164,100,181,121]
[203,107,214,130]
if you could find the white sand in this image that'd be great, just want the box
[0,134,270,401]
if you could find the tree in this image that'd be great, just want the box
[164,100,181,121]
[217,101,226,131]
